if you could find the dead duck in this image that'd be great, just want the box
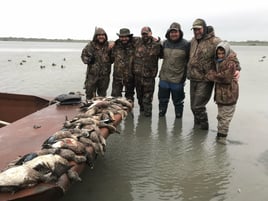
[24,154,81,182]
[56,148,87,163]
[0,165,45,193]
[42,130,76,146]
[42,138,86,154]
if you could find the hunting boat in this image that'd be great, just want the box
[0,92,130,201]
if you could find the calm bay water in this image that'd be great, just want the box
[0,41,267,201]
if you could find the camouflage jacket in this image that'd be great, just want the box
[206,53,239,105]
[81,41,112,76]
[111,38,135,80]
[132,36,162,78]
[187,31,221,81]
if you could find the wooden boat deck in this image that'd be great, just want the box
[0,100,81,201]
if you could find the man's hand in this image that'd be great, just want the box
[234,70,240,82]
[108,41,115,49]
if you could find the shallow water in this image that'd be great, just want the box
[0,41,267,201]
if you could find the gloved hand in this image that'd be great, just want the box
[87,53,95,64]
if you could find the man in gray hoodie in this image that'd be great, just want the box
[158,22,189,118]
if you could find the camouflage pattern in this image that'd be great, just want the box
[81,28,112,99]
[111,38,135,100]
[206,54,239,105]
[187,30,221,81]
[134,76,155,115]
[133,36,162,115]
[206,41,239,136]
[187,27,221,129]
[133,37,161,78]
[190,81,214,129]
[84,74,110,99]
[217,104,236,135]
[206,42,239,105]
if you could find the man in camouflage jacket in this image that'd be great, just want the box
[111,28,135,101]
[133,26,162,117]
[187,19,222,130]
[81,27,113,99]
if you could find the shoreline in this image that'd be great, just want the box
[0,37,87,43]
[0,37,268,46]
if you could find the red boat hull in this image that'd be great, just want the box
[0,93,124,201]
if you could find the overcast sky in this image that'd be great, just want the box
[0,0,267,41]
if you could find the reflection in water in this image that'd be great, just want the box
[178,130,231,201]
[125,116,232,201]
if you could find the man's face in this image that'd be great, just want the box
[141,32,150,42]
[193,27,204,40]
[96,34,106,43]
[119,36,130,44]
[169,30,180,41]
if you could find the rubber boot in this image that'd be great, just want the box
[216,133,227,145]
[158,86,170,117]
[143,95,152,117]
[199,112,209,130]
[143,103,152,117]
[171,87,185,119]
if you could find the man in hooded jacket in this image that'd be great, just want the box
[187,19,222,130]
[187,19,240,130]
[81,27,113,99]
[158,22,190,118]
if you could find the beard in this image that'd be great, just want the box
[195,33,203,40]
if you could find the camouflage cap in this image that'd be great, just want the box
[141,26,152,34]
[117,28,133,37]
[169,22,181,31]
[192,18,206,29]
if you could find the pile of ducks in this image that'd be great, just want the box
[0,96,133,193]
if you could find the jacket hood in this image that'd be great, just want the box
[165,22,184,41]
[215,41,231,59]
[93,27,108,42]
